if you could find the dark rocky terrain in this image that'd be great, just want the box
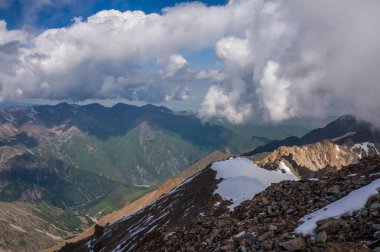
[60,155,380,252]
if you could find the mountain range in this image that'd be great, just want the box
[0,102,379,251]
[57,113,379,251]
[0,102,308,251]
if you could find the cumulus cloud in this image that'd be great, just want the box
[200,0,380,124]
[1,0,380,124]
[0,0,257,103]
[158,54,188,78]
[257,61,294,122]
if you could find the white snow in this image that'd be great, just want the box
[233,231,246,238]
[352,142,379,158]
[295,178,380,235]
[278,161,296,176]
[308,178,319,181]
[351,160,360,165]
[211,158,298,209]
[335,145,340,152]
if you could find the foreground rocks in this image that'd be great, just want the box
[60,156,380,251]
[140,156,380,251]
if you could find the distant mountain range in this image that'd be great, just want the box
[245,114,380,155]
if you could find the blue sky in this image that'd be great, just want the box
[0,0,228,29]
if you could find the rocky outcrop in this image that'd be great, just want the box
[250,139,380,178]
[253,140,357,171]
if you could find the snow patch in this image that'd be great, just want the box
[211,158,298,209]
[295,178,380,235]
[335,145,340,152]
[352,142,379,158]
[308,178,319,181]
[233,231,246,238]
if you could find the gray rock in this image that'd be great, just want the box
[258,231,274,242]
[279,237,307,251]
[371,202,380,210]
[261,240,273,251]
[374,231,380,240]
[327,185,341,194]
[316,231,327,244]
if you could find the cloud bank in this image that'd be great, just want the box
[0,0,380,124]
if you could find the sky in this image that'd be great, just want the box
[0,0,380,124]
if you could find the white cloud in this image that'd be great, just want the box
[1,0,380,124]
[0,0,258,103]
[0,21,27,45]
[196,70,220,80]
[215,36,252,67]
[200,0,380,124]
[199,84,252,124]
[159,54,188,78]
[258,61,294,122]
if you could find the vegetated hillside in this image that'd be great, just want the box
[60,154,380,252]
[245,114,380,155]
[0,202,88,252]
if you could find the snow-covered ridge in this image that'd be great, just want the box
[295,178,380,235]
[211,157,298,209]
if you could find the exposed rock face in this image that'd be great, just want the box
[60,156,380,252]
[254,140,357,171]
[251,139,379,180]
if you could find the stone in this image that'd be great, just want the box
[278,237,307,251]
[317,218,348,235]
[268,224,278,231]
[261,197,269,205]
[373,224,380,230]
[286,208,295,214]
[325,243,370,252]
[361,210,369,217]
[327,185,341,194]
[374,231,380,240]
[371,202,380,210]
[220,243,234,251]
[261,240,273,251]
[316,231,327,244]
[258,231,274,242]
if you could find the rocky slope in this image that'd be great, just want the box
[60,156,380,252]
[0,202,88,252]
